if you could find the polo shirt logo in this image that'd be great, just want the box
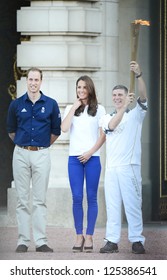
[21,108,27,112]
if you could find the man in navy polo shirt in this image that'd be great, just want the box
[7,67,61,253]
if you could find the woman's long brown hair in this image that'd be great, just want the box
[74,75,98,116]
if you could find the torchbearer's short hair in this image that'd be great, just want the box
[112,85,128,94]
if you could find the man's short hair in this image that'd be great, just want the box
[26,67,43,80]
[112,85,128,94]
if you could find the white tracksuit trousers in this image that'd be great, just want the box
[104,165,145,244]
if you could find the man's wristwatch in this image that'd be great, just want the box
[136,72,142,78]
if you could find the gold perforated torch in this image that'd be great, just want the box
[130,19,150,92]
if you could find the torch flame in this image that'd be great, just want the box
[133,19,150,26]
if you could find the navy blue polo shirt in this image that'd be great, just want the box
[7,91,61,147]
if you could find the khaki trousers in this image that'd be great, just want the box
[13,145,51,247]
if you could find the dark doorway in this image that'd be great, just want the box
[0,0,29,208]
[150,0,167,220]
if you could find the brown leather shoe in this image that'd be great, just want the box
[36,244,53,252]
[16,244,28,253]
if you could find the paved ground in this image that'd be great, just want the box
[0,223,167,260]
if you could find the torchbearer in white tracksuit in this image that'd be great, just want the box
[100,61,147,254]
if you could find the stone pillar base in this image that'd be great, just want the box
[7,186,106,228]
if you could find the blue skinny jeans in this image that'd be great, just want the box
[68,156,101,235]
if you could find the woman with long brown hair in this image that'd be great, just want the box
[61,75,105,252]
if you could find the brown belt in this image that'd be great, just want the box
[17,145,47,151]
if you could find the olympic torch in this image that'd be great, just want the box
[130,19,150,93]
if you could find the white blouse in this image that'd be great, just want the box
[63,104,106,156]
